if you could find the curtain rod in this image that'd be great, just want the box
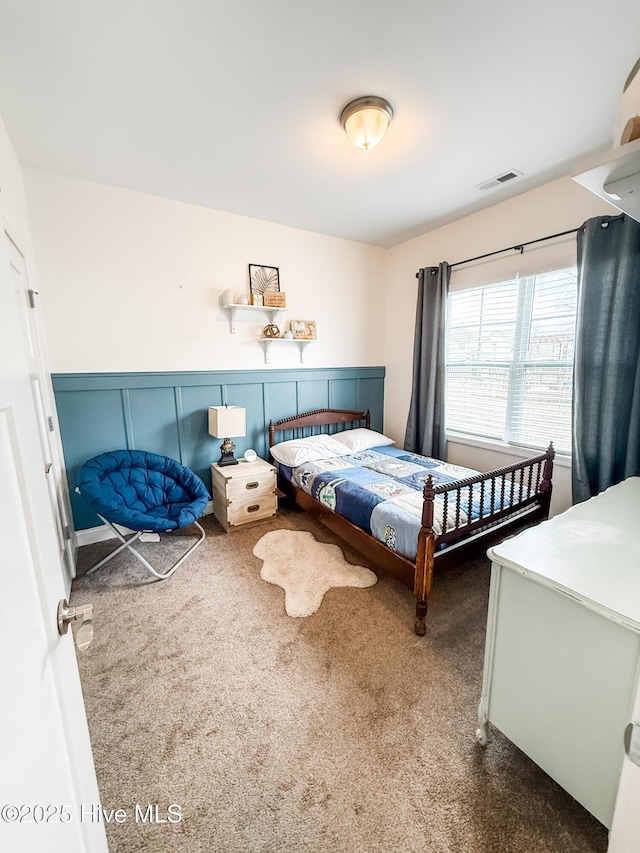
[415,226,580,277]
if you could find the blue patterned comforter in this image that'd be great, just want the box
[279,446,507,562]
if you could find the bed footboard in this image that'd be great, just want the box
[413,444,555,635]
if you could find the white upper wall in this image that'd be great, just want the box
[20,162,622,511]
[24,169,386,373]
[381,176,619,445]
[381,176,619,516]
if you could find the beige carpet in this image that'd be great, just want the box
[71,507,608,853]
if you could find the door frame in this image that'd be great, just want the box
[4,221,77,593]
[0,210,107,852]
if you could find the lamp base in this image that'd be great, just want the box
[217,438,239,467]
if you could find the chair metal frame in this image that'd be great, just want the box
[85,513,206,580]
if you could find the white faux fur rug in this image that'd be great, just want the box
[253,529,377,617]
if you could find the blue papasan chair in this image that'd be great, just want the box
[77,450,210,580]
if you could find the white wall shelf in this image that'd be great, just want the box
[259,337,316,364]
[222,303,288,334]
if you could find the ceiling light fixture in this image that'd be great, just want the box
[340,96,393,150]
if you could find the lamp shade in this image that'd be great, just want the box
[341,96,393,150]
[208,405,246,438]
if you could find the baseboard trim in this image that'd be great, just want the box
[75,502,215,547]
[76,525,121,547]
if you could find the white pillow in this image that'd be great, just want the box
[270,434,352,467]
[331,427,395,452]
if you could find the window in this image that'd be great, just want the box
[445,267,577,454]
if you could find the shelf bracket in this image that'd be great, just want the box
[266,308,283,326]
[299,341,312,363]
[258,338,316,364]
[260,339,273,364]
[222,303,286,334]
[227,306,239,334]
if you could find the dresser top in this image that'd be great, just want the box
[488,477,640,630]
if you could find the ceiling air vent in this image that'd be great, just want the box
[475,169,523,191]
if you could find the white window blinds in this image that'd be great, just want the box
[445,267,577,454]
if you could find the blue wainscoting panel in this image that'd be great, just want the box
[262,381,298,428]
[296,379,329,414]
[329,378,358,412]
[127,387,182,459]
[55,388,128,475]
[226,382,265,459]
[52,367,385,530]
[179,384,224,479]
[357,377,386,432]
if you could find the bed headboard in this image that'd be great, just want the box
[268,408,370,447]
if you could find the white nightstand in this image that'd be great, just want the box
[211,457,277,532]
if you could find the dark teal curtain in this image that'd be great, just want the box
[404,262,449,459]
[573,214,640,502]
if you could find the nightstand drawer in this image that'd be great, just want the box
[225,468,276,501]
[227,493,277,528]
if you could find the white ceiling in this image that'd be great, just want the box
[1,1,640,247]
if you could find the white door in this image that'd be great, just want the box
[6,229,75,591]
[0,226,107,852]
[608,683,640,853]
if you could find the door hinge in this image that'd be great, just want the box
[48,416,55,432]
[64,525,72,541]
[28,288,39,308]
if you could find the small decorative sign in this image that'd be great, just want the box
[263,291,287,308]
[291,320,317,340]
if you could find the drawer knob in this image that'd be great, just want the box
[246,481,259,490]
[247,504,260,513]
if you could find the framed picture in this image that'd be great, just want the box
[249,264,280,306]
[291,320,317,340]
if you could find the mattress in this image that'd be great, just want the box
[278,445,508,561]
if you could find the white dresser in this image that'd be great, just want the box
[477,477,640,830]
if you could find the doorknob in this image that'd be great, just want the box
[624,722,640,768]
[57,599,94,651]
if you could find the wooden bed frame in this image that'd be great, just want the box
[269,408,555,636]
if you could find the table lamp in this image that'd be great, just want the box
[208,405,246,466]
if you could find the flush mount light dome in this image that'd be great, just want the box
[340,96,393,150]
